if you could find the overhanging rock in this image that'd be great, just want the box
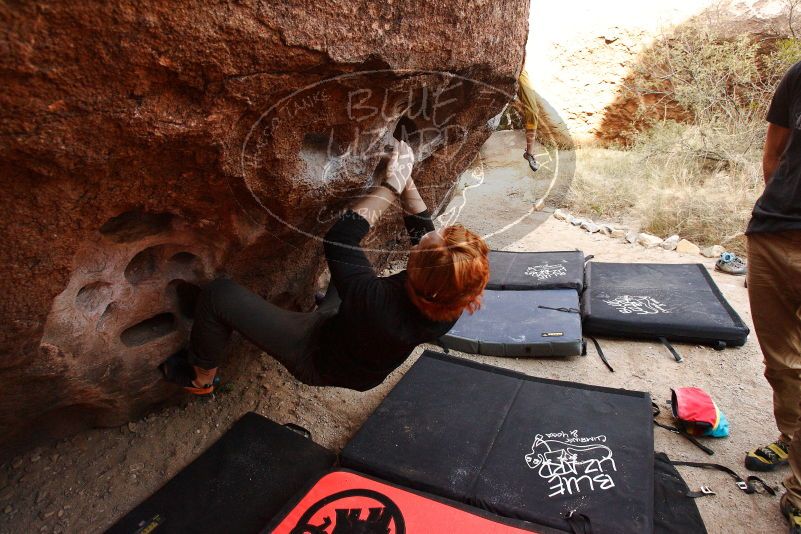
[0,1,529,453]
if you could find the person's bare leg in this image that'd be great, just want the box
[523,128,539,172]
[525,128,537,155]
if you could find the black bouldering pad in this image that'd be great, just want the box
[653,453,707,534]
[106,412,336,534]
[440,289,583,357]
[341,350,654,533]
[582,263,749,347]
[487,250,585,291]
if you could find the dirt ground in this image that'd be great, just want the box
[0,131,785,533]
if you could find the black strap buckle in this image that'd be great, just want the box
[687,485,716,498]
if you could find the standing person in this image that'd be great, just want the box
[161,140,490,394]
[518,69,541,172]
[744,60,801,533]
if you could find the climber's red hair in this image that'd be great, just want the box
[405,225,490,322]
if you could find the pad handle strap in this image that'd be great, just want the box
[564,510,593,534]
[587,337,614,373]
[659,337,684,363]
[669,460,777,495]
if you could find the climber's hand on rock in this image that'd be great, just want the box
[384,140,415,194]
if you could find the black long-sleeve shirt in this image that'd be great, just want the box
[315,209,457,391]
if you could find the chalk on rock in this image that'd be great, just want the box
[661,235,680,251]
[701,244,726,258]
[581,221,601,233]
[625,231,638,244]
[637,233,663,248]
[553,209,569,221]
[676,239,701,255]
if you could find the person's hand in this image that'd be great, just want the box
[383,140,415,194]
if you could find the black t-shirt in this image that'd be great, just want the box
[314,210,457,391]
[747,60,801,234]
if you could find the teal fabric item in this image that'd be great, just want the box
[705,409,730,438]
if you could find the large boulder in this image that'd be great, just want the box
[0,1,528,454]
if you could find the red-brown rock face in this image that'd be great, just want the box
[0,1,528,454]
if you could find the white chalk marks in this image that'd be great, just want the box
[604,295,670,315]
[525,431,617,498]
[524,264,567,281]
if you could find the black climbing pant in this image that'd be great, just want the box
[188,278,340,386]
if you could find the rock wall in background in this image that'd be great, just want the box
[524,0,785,145]
[0,0,529,455]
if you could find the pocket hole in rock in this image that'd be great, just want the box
[97,303,117,331]
[168,252,202,276]
[99,210,174,243]
[125,246,165,285]
[169,251,199,265]
[168,279,201,319]
[393,104,454,160]
[100,302,116,320]
[393,115,418,142]
[120,313,176,347]
[75,281,112,312]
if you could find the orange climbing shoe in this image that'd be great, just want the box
[186,365,218,395]
[160,351,219,396]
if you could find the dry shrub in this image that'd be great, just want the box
[567,148,640,220]
[636,163,763,254]
[569,124,764,254]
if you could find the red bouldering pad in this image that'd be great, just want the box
[267,469,565,533]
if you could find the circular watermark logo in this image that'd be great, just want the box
[236,69,574,255]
